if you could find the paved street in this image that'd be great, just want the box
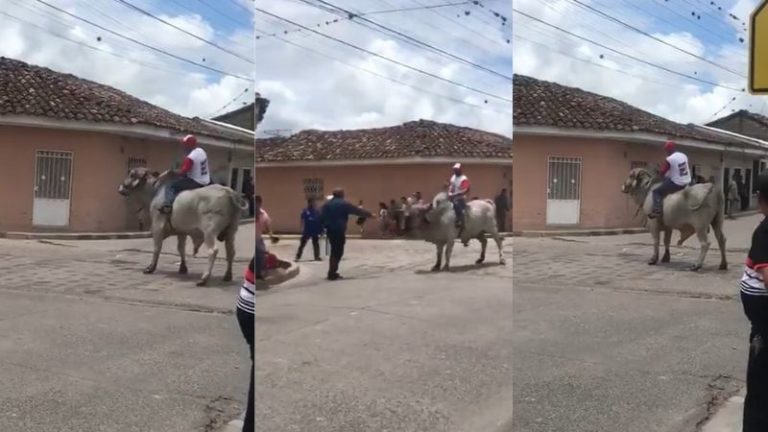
[513,215,761,432]
[256,237,513,432]
[0,224,254,432]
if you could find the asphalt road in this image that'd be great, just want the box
[256,238,514,432]
[513,215,761,432]
[0,225,254,432]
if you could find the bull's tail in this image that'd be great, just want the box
[217,189,248,242]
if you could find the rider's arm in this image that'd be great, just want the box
[178,157,193,176]
[659,161,670,176]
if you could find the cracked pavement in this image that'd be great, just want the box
[0,223,254,432]
[513,215,761,432]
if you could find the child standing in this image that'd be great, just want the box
[235,257,254,432]
[741,174,768,431]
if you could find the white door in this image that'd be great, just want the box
[33,151,73,227]
[546,156,582,225]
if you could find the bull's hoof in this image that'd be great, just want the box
[719,263,728,271]
[689,265,702,272]
[196,279,209,287]
[442,265,450,272]
[222,271,233,282]
[143,266,156,274]
[430,265,441,272]
[500,259,507,266]
[661,254,670,264]
[475,258,485,265]
[178,264,188,275]
[648,258,658,266]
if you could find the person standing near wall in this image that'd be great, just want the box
[494,188,510,232]
[728,174,741,219]
[296,198,322,262]
[320,188,372,281]
[739,174,768,431]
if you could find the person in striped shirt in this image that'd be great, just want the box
[741,173,768,431]
[236,257,254,432]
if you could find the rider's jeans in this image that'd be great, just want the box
[652,179,686,211]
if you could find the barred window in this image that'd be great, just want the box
[127,157,147,169]
[303,178,324,199]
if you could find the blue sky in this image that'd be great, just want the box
[0,0,254,117]
[513,0,766,123]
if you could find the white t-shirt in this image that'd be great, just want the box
[187,147,210,185]
[449,174,470,196]
[666,152,691,186]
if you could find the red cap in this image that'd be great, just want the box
[182,134,197,148]
[663,140,675,153]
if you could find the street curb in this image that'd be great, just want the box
[0,219,255,241]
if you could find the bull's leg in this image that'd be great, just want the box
[177,235,188,275]
[198,234,218,286]
[476,234,487,265]
[648,222,660,265]
[144,231,164,274]
[432,244,443,272]
[661,229,672,263]
[712,216,728,271]
[443,240,455,271]
[495,235,506,265]
[191,232,204,257]
[222,235,235,282]
[690,228,710,272]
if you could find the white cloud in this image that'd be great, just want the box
[253,0,513,137]
[513,0,766,125]
[0,0,254,118]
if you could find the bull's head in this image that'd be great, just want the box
[118,167,156,196]
[621,168,651,194]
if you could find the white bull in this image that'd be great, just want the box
[118,167,248,286]
[410,191,506,271]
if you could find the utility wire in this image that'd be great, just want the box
[566,0,745,78]
[513,7,744,92]
[298,0,512,81]
[208,87,251,117]
[256,28,511,114]
[0,9,192,76]
[256,7,512,102]
[34,0,253,82]
[110,0,253,64]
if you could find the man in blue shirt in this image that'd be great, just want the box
[296,198,323,262]
[321,188,372,281]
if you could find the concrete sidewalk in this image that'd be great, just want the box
[701,389,744,432]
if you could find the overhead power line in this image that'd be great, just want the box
[110,0,253,64]
[297,0,512,82]
[208,87,251,117]
[256,27,511,114]
[566,0,745,78]
[512,7,744,92]
[0,9,192,77]
[255,7,511,102]
[34,0,253,82]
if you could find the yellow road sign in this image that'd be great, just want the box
[750,0,768,94]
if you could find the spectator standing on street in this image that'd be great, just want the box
[235,257,255,432]
[296,198,322,262]
[254,195,276,281]
[728,174,741,219]
[320,188,372,281]
[378,202,390,237]
[740,174,768,431]
[494,188,511,232]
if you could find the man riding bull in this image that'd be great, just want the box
[649,140,691,219]
[448,163,471,230]
[160,134,210,215]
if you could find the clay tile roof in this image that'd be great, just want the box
[512,74,742,145]
[708,109,768,131]
[254,119,513,162]
[0,56,248,143]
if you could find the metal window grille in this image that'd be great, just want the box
[303,178,324,199]
[127,157,147,169]
[34,151,73,199]
[547,157,582,200]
